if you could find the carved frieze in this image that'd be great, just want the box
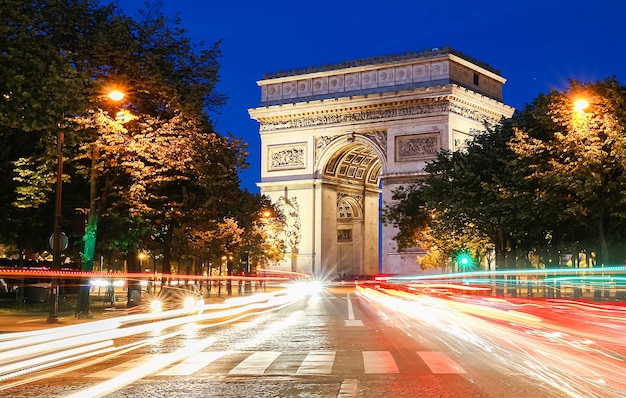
[268,143,306,171]
[259,99,497,132]
[395,133,440,161]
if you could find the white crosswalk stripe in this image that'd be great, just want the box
[228,351,281,375]
[88,355,160,378]
[416,351,466,374]
[296,350,336,375]
[157,351,229,376]
[363,351,399,374]
[86,350,472,378]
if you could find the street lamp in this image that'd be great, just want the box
[574,98,589,112]
[48,90,125,323]
[108,90,125,102]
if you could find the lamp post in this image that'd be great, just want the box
[47,124,65,323]
[48,90,126,323]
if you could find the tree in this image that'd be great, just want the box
[0,1,251,311]
[384,78,626,272]
[0,0,117,259]
[510,78,626,266]
[384,121,532,270]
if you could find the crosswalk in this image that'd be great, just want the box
[86,350,478,379]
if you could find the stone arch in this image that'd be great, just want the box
[249,48,514,276]
[312,136,384,278]
[314,132,388,182]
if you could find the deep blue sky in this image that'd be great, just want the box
[120,1,625,193]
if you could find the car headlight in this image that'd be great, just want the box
[150,299,163,313]
[183,296,197,311]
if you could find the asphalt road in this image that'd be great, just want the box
[1,285,567,397]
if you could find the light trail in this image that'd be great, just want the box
[65,336,219,398]
[356,285,626,398]
[0,286,308,388]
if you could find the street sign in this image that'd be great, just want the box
[49,232,69,251]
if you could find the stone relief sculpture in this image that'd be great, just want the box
[315,131,387,164]
[276,196,302,272]
[396,134,439,160]
[269,145,305,170]
[337,229,352,242]
[363,130,387,153]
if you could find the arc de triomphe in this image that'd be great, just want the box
[248,47,513,278]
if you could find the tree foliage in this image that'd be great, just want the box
[384,78,626,270]
[0,0,272,285]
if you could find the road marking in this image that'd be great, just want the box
[345,294,364,327]
[347,294,355,320]
[296,350,335,375]
[88,354,160,378]
[417,351,467,374]
[337,378,358,397]
[362,351,399,374]
[228,351,281,376]
[157,351,228,376]
[85,350,476,379]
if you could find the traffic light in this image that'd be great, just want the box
[455,250,472,269]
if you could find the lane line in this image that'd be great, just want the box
[347,294,355,320]
[345,294,364,327]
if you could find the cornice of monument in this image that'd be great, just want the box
[251,86,511,133]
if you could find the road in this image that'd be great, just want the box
[0,283,618,397]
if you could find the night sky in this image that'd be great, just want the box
[120,1,626,192]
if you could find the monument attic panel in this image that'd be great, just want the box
[258,47,506,106]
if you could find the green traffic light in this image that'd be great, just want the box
[456,250,472,268]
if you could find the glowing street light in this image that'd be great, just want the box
[574,98,589,112]
[108,90,125,102]
[139,252,147,270]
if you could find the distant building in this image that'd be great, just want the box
[249,47,514,277]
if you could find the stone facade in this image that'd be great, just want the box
[249,47,514,277]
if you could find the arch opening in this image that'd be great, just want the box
[321,142,382,279]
